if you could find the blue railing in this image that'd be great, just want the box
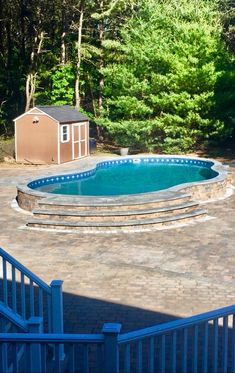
[118,305,235,373]
[1,306,235,372]
[0,328,105,373]
[0,247,63,333]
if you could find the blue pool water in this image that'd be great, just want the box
[30,158,218,196]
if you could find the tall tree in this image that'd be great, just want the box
[74,0,85,109]
[91,0,140,115]
[100,0,230,152]
[0,0,234,147]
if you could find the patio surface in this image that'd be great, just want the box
[0,155,235,333]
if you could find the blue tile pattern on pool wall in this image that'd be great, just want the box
[28,157,214,189]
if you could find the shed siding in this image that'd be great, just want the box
[16,114,58,164]
[82,121,89,156]
[60,125,73,163]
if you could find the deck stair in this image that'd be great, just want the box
[1,248,235,372]
[0,247,64,372]
[27,192,208,231]
[2,305,235,372]
[0,302,28,332]
[0,302,33,373]
[0,247,63,334]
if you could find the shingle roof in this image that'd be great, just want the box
[37,105,89,123]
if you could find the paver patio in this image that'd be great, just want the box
[0,155,234,333]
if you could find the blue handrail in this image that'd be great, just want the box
[1,307,235,372]
[0,329,108,373]
[0,247,63,334]
[0,247,51,294]
[0,303,28,332]
[118,304,235,343]
[117,305,235,373]
[0,332,104,343]
[1,245,235,373]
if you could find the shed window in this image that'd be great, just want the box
[61,125,70,143]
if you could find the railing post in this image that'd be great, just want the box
[102,323,122,373]
[50,280,64,333]
[50,280,64,360]
[0,343,8,373]
[27,317,43,373]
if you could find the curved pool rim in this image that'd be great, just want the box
[27,156,218,195]
[17,155,229,211]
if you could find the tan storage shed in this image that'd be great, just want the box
[14,105,90,164]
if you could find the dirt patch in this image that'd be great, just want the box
[0,138,15,162]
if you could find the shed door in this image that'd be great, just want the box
[72,123,88,159]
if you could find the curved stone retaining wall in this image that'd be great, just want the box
[17,155,230,212]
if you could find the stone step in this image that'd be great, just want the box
[27,209,207,232]
[32,201,200,222]
[38,192,192,212]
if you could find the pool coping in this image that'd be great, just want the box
[16,155,230,211]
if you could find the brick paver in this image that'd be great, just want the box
[0,156,234,333]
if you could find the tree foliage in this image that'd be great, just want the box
[101,0,235,152]
[0,0,234,152]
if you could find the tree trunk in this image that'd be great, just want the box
[98,52,104,113]
[61,31,66,64]
[25,73,37,111]
[20,0,26,61]
[87,73,97,117]
[61,0,67,64]
[75,1,84,110]
[25,31,44,111]
[98,0,104,114]
[25,74,32,112]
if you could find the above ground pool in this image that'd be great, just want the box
[28,157,218,196]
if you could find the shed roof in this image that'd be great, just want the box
[36,105,89,123]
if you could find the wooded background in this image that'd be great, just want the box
[0,0,235,153]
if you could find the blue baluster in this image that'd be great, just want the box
[232,315,235,373]
[3,259,7,306]
[38,288,43,317]
[68,343,75,373]
[172,331,177,373]
[0,342,8,373]
[20,273,26,319]
[160,335,165,373]
[25,343,30,372]
[41,343,47,373]
[82,344,89,373]
[55,344,62,373]
[203,322,208,373]
[96,343,103,373]
[149,337,155,373]
[12,343,17,373]
[222,316,228,373]
[213,318,218,373]
[182,328,188,373]
[29,279,35,317]
[137,341,143,373]
[124,344,130,373]
[193,325,198,373]
[47,294,52,332]
[11,266,17,312]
